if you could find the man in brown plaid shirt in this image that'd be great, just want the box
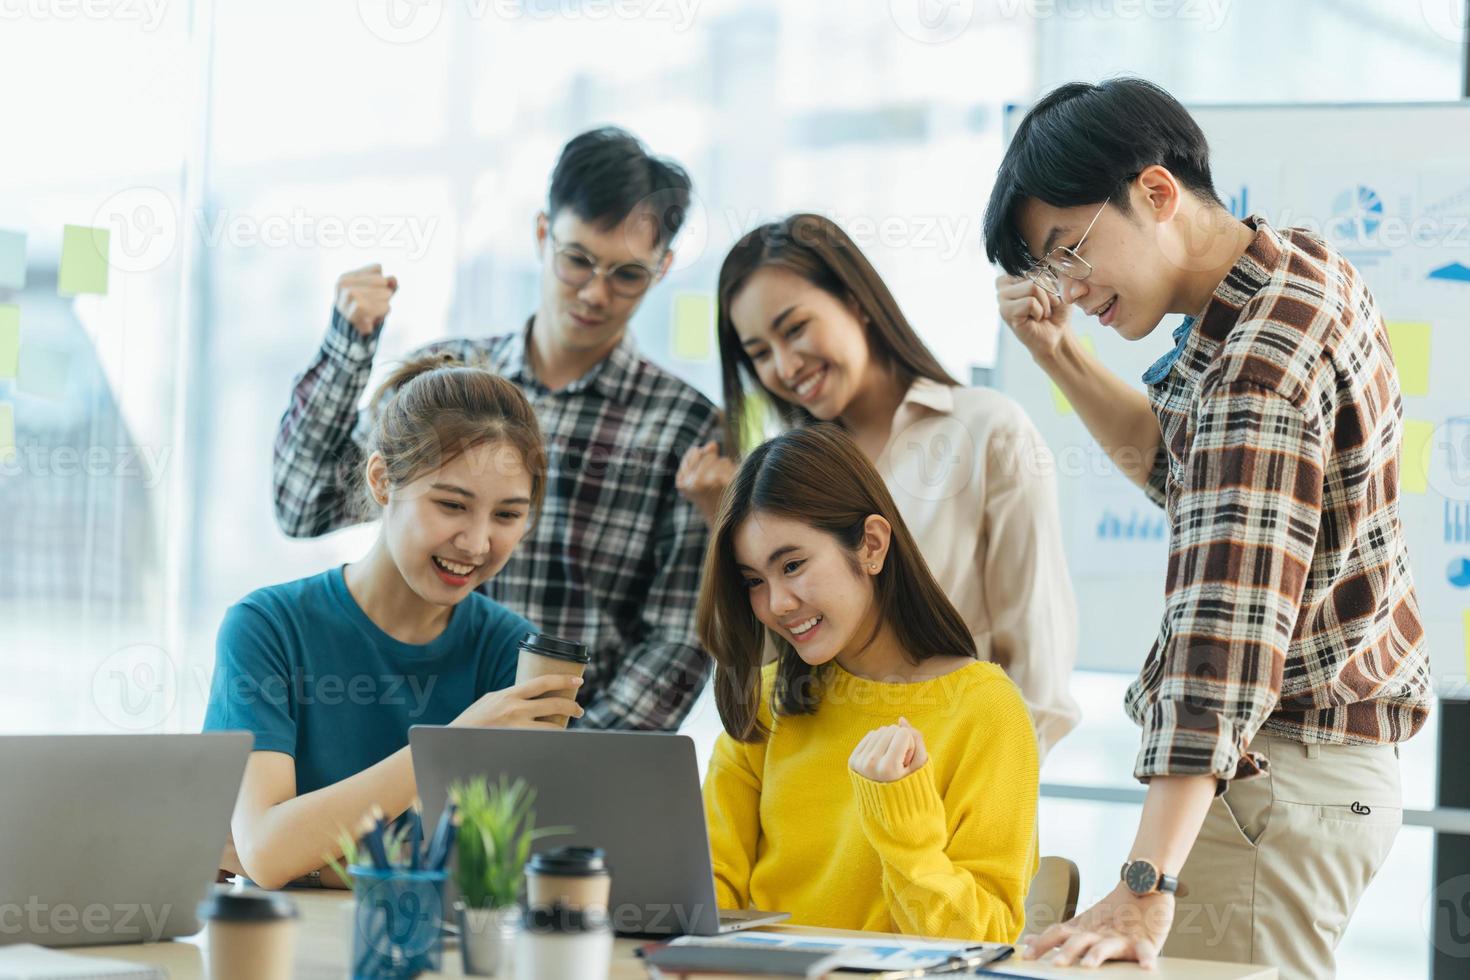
[985,79,1432,978]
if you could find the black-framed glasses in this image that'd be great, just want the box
[1024,199,1108,298]
[549,234,658,298]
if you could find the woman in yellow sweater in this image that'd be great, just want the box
[696,424,1039,943]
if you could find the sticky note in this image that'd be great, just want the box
[1386,320,1431,397]
[1402,418,1434,495]
[0,305,18,379]
[0,402,14,465]
[1050,335,1096,415]
[58,224,110,296]
[1464,609,1470,677]
[672,293,714,361]
[0,229,25,290]
[17,344,71,401]
[740,391,770,450]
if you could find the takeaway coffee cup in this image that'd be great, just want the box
[524,847,612,912]
[197,888,298,980]
[514,632,589,727]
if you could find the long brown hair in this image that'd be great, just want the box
[696,424,976,743]
[715,213,961,456]
[359,351,548,521]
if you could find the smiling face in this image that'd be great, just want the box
[1014,169,1197,342]
[534,208,669,360]
[370,440,535,606]
[728,265,880,421]
[733,509,890,667]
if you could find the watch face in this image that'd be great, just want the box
[1125,861,1159,895]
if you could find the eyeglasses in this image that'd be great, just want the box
[549,234,659,299]
[1023,200,1107,298]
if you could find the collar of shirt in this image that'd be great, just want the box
[1140,214,1288,388]
[899,376,956,415]
[494,314,642,405]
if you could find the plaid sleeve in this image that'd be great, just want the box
[1134,380,1324,790]
[577,410,718,732]
[272,310,380,538]
[1142,441,1168,509]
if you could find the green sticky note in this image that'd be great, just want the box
[17,344,71,401]
[58,224,110,296]
[0,228,25,290]
[1401,418,1434,495]
[671,293,714,361]
[1050,335,1097,415]
[1386,320,1431,397]
[0,402,14,465]
[0,305,18,379]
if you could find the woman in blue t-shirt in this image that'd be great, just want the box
[205,352,583,890]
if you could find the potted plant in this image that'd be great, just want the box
[450,775,569,977]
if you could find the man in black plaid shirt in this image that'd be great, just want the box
[271,128,718,731]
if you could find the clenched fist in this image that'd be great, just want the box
[335,264,398,337]
[676,440,738,527]
[994,274,1072,362]
[849,717,929,783]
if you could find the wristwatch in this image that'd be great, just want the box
[1120,859,1183,897]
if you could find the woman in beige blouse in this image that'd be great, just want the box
[677,213,1079,757]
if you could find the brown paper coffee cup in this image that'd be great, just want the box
[198,889,297,980]
[514,633,589,728]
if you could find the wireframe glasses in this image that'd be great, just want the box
[550,234,658,298]
[1024,200,1107,298]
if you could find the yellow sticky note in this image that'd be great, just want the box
[1402,418,1434,495]
[0,305,18,379]
[0,402,14,465]
[1050,335,1096,415]
[740,390,771,450]
[1386,320,1431,397]
[1464,610,1470,677]
[58,224,110,296]
[672,293,714,361]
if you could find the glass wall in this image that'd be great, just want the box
[1,3,1460,975]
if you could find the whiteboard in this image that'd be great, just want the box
[996,102,1470,693]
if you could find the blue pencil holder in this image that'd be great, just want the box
[349,864,448,979]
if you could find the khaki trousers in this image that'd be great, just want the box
[1162,734,1402,980]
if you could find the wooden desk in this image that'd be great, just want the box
[66,890,1276,979]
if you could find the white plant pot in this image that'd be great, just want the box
[457,903,520,977]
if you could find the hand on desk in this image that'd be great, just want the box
[849,717,928,783]
[1023,882,1174,969]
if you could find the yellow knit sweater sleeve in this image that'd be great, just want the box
[702,694,771,910]
[849,675,1039,942]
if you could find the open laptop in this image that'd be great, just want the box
[410,726,789,936]
[0,733,252,947]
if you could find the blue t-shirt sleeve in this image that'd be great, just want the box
[477,605,532,695]
[202,601,298,756]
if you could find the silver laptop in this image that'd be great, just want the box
[0,733,252,947]
[410,726,788,936]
